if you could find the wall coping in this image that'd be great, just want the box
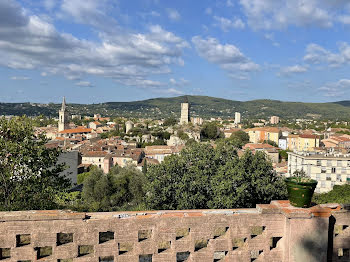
[0,200,344,222]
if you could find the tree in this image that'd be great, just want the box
[163,117,178,126]
[263,139,278,147]
[81,165,147,211]
[145,143,287,210]
[0,117,70,211]
[200,122,222,140]
[313,184,350,204]
[230,130,250,144]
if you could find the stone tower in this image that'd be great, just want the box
[180,97,190,125]
[58,97,69,132]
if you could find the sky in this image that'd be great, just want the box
[2,0,350,103]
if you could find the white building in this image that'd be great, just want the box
[125,121,134,133]
[235,112,241,124]
[287,151,350,193]
[278,137,287,150]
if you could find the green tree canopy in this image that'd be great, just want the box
[230,130,250,144]
[313,184,350,204]
[163,117,178,126]
[0,117,70,211]
[145,143,287,210]
[81,165,147,211]
[200,122,222,140]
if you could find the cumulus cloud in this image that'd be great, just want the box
[213,16,245,31]
[318,79,350,97]
[278,65,308,76]
[167,8,181,21]
[169,78,189,86]
[0,0,188,90]
[76,81,93,87]
[192,36,259,79]
[11,76,30,80]
[303,43,350,67]
[59,0,117,30]
[238,0,350,30]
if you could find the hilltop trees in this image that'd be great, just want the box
[0,117,70,211]
[145,143,287,210]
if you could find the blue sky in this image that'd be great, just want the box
[2,0,350,103]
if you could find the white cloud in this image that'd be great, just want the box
[227,0,234,7]
[205,7,212,15]
[43,0,56,10]
[318,79,350,97]
[238,0,345,30]
[192,36,259,79]
[278,65,308,76]
[303,43,350,67]
[76,81,93,87]
[59,0,118,30]
[213,16,245,31]
[11,76,30,80]
[167,8,180,21]
[0,1,188,90]
[169,78,189,86]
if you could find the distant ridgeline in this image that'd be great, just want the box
[1,96,350,120]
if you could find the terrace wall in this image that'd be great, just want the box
[0,200,349,262]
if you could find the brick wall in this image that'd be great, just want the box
[0,200,349,262]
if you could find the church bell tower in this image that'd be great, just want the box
[58,97,69,132]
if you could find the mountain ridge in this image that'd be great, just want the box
[1,95,350,120]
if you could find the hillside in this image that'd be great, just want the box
[1,96,350,120]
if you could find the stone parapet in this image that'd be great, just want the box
[0,201,348,261]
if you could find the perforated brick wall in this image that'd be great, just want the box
[0,201,348,262]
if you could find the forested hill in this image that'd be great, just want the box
[1,96,350,120]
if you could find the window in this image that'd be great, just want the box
[337,160,342,167]
[326,175,331,181]
[327,160,332,166]
[317,160,321,166]
[332,167,336,173]
[348,160,350,167]
[321,168,326,173]
[316,174,321,180]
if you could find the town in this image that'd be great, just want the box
[6,96,347,195]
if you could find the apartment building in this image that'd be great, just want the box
[287,134,320,152]
[246,127,280,145]
[287,151,350,193]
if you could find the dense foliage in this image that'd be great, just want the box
[0,117,70,210]
[200,122,222,140]
[145,143,287,210]
[313,184,350,204]
[81,165,147,211]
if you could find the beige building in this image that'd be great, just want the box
[180,102,190,125]
[245,127,281,145]
[287,151,350,193]
[234,112,241,124]
[270,116,280,125]
[82,151,109,169]
[287,134,320,152]
[145,145,184,163]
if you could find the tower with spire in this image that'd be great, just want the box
[58,97,69,132]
